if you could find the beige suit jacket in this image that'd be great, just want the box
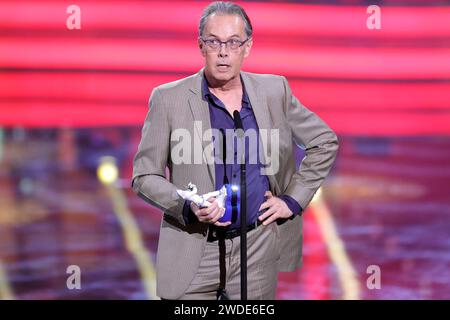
[132,69,339,299]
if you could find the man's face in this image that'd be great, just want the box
[199,13,252,83]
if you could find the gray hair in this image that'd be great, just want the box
[198,1,253,38]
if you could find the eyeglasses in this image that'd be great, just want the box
[199,37,251,51]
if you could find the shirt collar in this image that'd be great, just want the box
[202,72,251,109]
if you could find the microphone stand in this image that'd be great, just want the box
[233,110,247,300]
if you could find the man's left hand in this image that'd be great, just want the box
[258,191,293,226]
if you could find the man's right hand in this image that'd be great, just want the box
[190,197,231,227]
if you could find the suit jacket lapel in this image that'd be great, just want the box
[241,71,281,195]
[188,69,216,187]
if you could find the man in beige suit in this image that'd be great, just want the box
[132,1,338,300]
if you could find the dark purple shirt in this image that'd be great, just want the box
[183,73,302,228]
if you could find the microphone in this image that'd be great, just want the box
[233,109,248,300]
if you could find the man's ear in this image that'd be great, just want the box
[198,38,207,57]
[243,38,253,58]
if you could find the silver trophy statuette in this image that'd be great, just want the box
[177,182,227,209]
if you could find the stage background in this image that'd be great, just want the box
[0,0,449,299]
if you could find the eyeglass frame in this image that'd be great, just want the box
[199,36,251,51]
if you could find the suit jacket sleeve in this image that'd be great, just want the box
[131,87,186,225]
[281,76,339,210]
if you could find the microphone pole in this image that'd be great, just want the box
[233,110,247,300]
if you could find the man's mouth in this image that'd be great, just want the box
[216,63,231,72]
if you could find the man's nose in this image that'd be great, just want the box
[218,43,229,57]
